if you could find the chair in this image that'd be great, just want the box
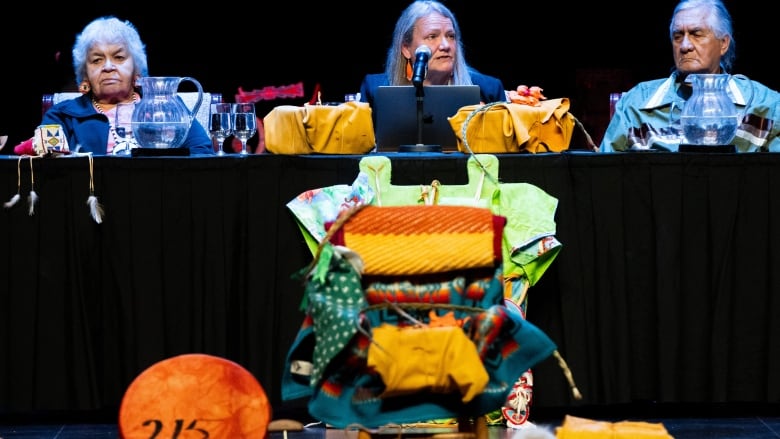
[41,91,223,132]
[282,156,581,433]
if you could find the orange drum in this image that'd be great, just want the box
[119,353,271,439]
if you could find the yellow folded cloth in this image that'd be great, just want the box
[263,105,308,154]
[449,99,575,154]
[264,101,375,155]
[367,323,488,403]
[555,415,674,439]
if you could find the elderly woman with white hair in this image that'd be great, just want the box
[33,16,213,155]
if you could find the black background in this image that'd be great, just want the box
[0,0,775,152]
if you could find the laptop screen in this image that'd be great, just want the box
[373,85,481,152]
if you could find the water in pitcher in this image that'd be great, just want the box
[681,116,739,145]
[680,74,747,146]
[133,121,190,149]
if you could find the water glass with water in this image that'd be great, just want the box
[231,103,256,155]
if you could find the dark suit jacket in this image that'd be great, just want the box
[359,69,506,107]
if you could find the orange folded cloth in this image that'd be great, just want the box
[331,205,505,276]
[555,415,674,439]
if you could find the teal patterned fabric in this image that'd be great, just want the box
[282,245,557,428]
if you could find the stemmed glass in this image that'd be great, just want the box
[231,103,256,155]
[209,103,233,156]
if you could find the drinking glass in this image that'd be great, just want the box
[113,102,140,155]
[231,103,256,156]
[209,103,233,156]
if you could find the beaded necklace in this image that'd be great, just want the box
[92,93,139,153]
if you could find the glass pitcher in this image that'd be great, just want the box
[131,77,203,149]
[679,73,751,146]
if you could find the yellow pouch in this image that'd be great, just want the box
[367,323,489,403]
[264,101,375,155]
[263,105,308,154]
[448,99,576,153]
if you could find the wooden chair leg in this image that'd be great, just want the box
[457,415,487,439]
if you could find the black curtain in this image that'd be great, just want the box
[1,153,779,417]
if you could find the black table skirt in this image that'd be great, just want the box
[1,151,779,415]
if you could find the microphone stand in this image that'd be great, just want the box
[399,84,442,153]
[415,85,425,145]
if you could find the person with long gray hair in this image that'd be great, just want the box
[359,0,506,107]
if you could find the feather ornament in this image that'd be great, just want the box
[5,155,26,209]
[84,153,104,224]
[4,193,20,209]
[87,195,104,224]
[26,155,38,216]
[27,190,38,216]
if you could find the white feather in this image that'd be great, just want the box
[87,195,104,224]
[3,193,20,209]
[27,190,38,216]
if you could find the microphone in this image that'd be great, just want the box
[411,45,431,87]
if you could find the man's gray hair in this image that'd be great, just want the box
[670,0,735,72]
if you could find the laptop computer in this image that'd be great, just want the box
[373,85,481,152]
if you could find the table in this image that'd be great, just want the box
[1,152,779,416]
